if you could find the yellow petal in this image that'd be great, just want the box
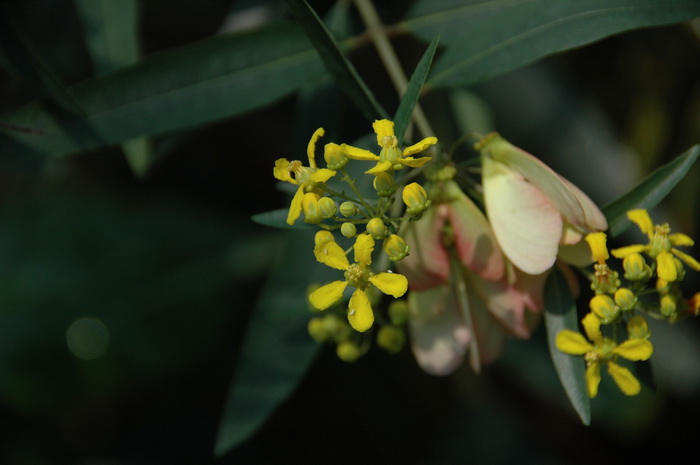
[273,158,294,183]
[343,144,379,161]
[669,233,694,247]
[309,281,347,310]
[306,127,325,168]
[555,330,594,355]
[613,339,653,361]
[582,312,602,343]
[608,361,641,396]
[286,186,304,225]
[372,119,395,146]
[610,243,647,258]
[586,362,601,398]
[672,248,700,271]
[353,234,375,265]
[585,232,609,263]
[399,156,432,168]
[314,239,349,270]
[627,209,654,239]
[309,168,336,183]
[656,251,677,282]
[348,289,374,332]
[369,272,408,298]
[403,137,437,156]
[365,161,394,174]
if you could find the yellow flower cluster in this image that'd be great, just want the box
[557,210,700,397]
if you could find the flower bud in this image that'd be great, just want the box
[627,316,651,340]
[302,192,322,224]
[388,299,409,325]
[673,257,686,282]
[383,234,410,261]
[341,222,357,238]
[336,340,362,362]
[660,294,677,320]
[614,288,637,311]
[307,317,328,342]
[318,197,337,219]
[315,230,335,245]
[623,253,651,281]
[589,294,618,324]
[366,218,387,239]
[322,314,352,342]
[324,142,348,170]
[373,172,397,197]
[402,182,431,216]
[339,201,359,217]
[377,325,405,353]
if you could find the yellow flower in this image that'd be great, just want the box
[342,119,437,174]
[585,232,620,294]
[309,233,408,332]
[611,209,700,282]
[556,313,653,398]
[273,128,337,225]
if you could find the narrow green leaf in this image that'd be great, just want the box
[403,0,700,88]
[286,0,388,121]
[602,145,700,237]
[0,22,325,157]
[544,269,591,425]
[215,230,322,456]
[393,36,439,145]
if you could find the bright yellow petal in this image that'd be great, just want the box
[365,161,394,174]
[369,272,408,298]
[613,339,653,361]
[585,232,609,263]
[309,281,347,310]
[586,362,601,398]
[610,244,647,259]
[672,248,700,271]
[353,234,375,265]
[273,158,294,183]
[608,361,641,396]
[555,330,594,355]
[348,289,374,332]
[399,156,432,168]
[581,312,602,343]
[373,119,395,147]
[627,209,654,239]
[669,233,694,247]
[343,144,379,161]
[286,186,304,225]
[403,137,437,156]
[314,239,349,270]
[309,168,336,183]
[306,127,325,168]
[656,251,677,282]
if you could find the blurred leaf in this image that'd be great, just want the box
[251,209,315,230]
[543,268,590,425]
[0,22,325,157]
[215,230,322,457]
[404,0,700,88]
[286,0,387,121]
[603,144,700,237]
[393,36,439,145]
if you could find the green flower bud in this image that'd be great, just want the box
[660,294,677,320]
[614,288,637,311]
[366,218,387,239]
[318,197,337,219]
[373,172,398,197]
[402,182,431,216]
[589,294,618,324]
[388,299,409,325]
[623,253,651,281]
[339,201,359,217]
[302,192,322,224]
[341,222,357,238]
[322,314,352,342]
[324,142,348,170]
[383,234,410,261]
[336,340,362,362]
[377,326,405,353]
[627,316,651,340]
[307,317,328,342]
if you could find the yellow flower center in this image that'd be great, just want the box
[649,223,672,258]
[345,263,370,289]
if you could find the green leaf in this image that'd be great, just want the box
[393,36,439,145]
[251,209,316,230]
[543,269,590,425]
[286,0,387,121]
[0,22,325,157]
[403,0,700,88]
[215,230,322,456]
[602,144,700,237]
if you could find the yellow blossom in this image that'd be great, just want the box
[308,233,408,332]
[273,128,337,225]
[556,313,653,398]
[611,209,700,282]
[342,119,437,174]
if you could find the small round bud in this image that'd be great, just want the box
[336,340,362,362]
[340,222,357,238]
[673,257,686,282]
[627,316,651,340]
[339,201,359,217]
[388,300,409,325]
[318,197,337,219]
[307,317,328,342]
[324,142,348,170]
[589,294,618,324]
[373,172,398,197]
[660,294,677,320]
[322,314,352,342]
[623,253,651,281]
[302,192,322,224]
[366,218,387,239]
[402,182,431,216]
[377,326,405,353]
[614,288,637,311]
[315,230,335,245]
[383,234,410,261]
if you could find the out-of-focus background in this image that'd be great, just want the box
[1,1,699,463]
